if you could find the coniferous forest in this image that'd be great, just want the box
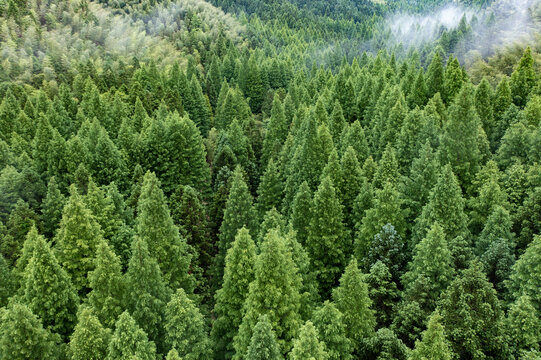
[1,0,541,358]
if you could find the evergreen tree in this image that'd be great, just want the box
[306,176,349,297]
[212,227,257,360]
[257,158,283,219]
[136,171,193,291]
[233,229,302,358]
[475,78,495,141]
[440,261,509,359]
[439,83,482,188]
[506,295,540,357]
[68,307,111,360]
[22,230,78,338]
[165,288,212,360]
[106,311,157,360]
[54,185,103,293]
[289,321,329,360]
[216,166,256,283]
[87,241,125,329]
[290,181,312,246]
[508,235,541,313]
[261,95,289,167]
[443,57,463,104]
[125,236,169,354]
[426,51,444,98]
[311,301,352,360]
[510,47,537,108]
[40,176,66,238]
[0,303,56,360]
[0,254,14,307]
[366,261,399,329]
[332,258,375,352]
[408,311,453,360]
[365,224,406,283]
[339,146,364,232]
[245,315,283,360]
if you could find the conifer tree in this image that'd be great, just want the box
[22,231,78,338]
[212,227,257,360]
[506,295,540,357]
[290,181,313,245]
[403,223,454,311]
[339,121,369,164]
[413,165,469,247]
[262,95,289,167]
[289,321,329,360]
[311,301,352,360]
[136,171,193,291]
[332,258,375,352]
[330,101,346,141]
[54,185,103,293]
[440,261,509,359]
[475,78,495,139]
[165,288,212,360]
[87,241,126,329]
[68,307,111,360]
[233,229,302,358]
[106,311,157,360]
[366,261,399,329]
[365,224,406,282]
[443,57,463,104]
[257,158,283,219]
[125,236,169,354]
[440,84,482,188]
[0,303,56,360]
[216,166,256,283]
[356,183,406,261]
[426,51,444,98]
[41,176,66,238]
[508,235,541,313]
[510,47,537,108]
[408,311,453,360]
[0,254,14,307]
[339,146,363,232]
[307,176,349,296]
[245,315,283,360]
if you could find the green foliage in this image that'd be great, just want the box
[245,315,283,360]
[311,301,352,360]
[106,311,157,360]
[165,288,212,359]
[289,321,329,360]
[68,307,111,360]
[508,235,541,313]
[408,311,453,360]
[332,258,375,352]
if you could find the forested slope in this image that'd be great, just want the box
[1,0,541,359]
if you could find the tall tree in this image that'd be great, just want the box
[508,235,541,313]
[106,311,157,360]
[165,288,212,360]
[245,315,283,360]
[311,301,352,360]
[289,321,329,360]
[136,171,193,292]
[332,258,375,352]
[408,311,453,360]
[212,227,257,360]
[506,294,540,357]
[233,229,302,358]
[68,307,111,360]
[510,47,537,108]
[306,176,349,296]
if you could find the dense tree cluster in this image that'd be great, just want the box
[1,0,541,359]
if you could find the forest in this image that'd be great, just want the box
[0,0,541,358]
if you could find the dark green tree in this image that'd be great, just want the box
[510,47,537,107]
[311,301,352,360]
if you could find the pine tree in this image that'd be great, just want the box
[339,121,369,164]
[413,165,468,247]
[366,261,399,329]
[165,288,212,360]
[311,301,352,360]
[510,47,537,108]
[440,261,509,359]
[22,231,78,338]
[136,171,193,291]
[261,95,289,167]
[257,158,283,219]
[403,223,454,312]
[426,51,444,98]
[125,236,170,354]
[339,146,363,232]
[408,311,453,360]
[307,176,349,296]
[40,176,66,238]
[356,183,406,261]
[54,185,103,293]
[216,166,256,283]
[332,258,375,352]
[68,307,111,360]
[0,254,14,307]
[506,295,540,357]
[245,315,283,360]
[106,311,157,360]
[0,303,56,360]
[475,78,495,141]
[330,101,346,141]
[440,83,482,188]
[212,227,257,360]
[289,321,329,360]
[443,57,463,104]
[233,229,302,358]
[87,241,125,329]
[290,181,313,246]
[508,235,541,313]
